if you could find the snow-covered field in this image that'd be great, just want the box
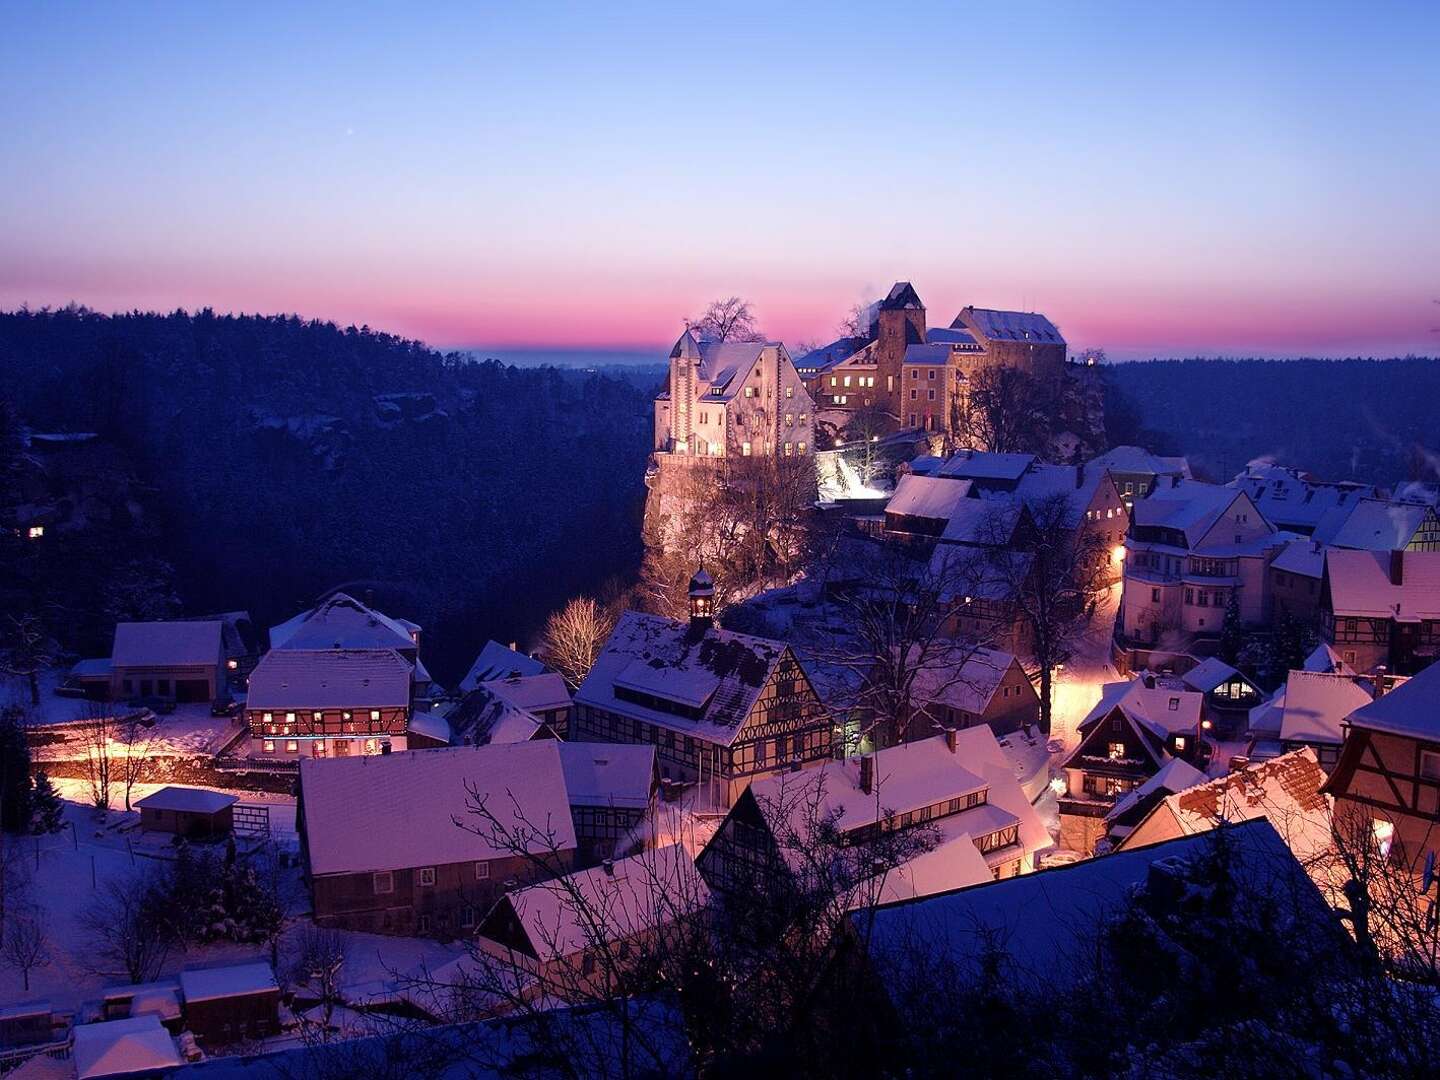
[0,795,460,1015]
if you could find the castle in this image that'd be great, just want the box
[793,282,1068,434]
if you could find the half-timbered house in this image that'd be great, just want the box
[1324,662,1440,872]
[572,571,832,809]
[1320,548,1440,675]
[244,648,413,758]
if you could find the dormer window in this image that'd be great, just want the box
[1174,736,1187,752]
[1168,697,1180,710]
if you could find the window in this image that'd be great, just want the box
[843,375,851,387]
[417,914,432,933]
[1372,819,1395,858]
[26,526,43,539]
[1422,751,1440,781]
[909,413,916,427]
[830,377,837,387]
[799,413,807,424]
[786,386,794,398]
[1151,588,1160,603]
[909,388,917,400]
[1108,741,1125,760]
[783,442,793,455]
[784,412,793,425]
[263,712,273,723]
[370,710,381,721]
[928,369,936,380]
[475,861,490,880]
[285,712,296,723]
[927,388,935,400]
[285,740,299,753]
[460,905,477,928]
[1168,697,1180,711]
[744,386,755,398]
[910,369,918,380]
[263,739,275,753]
[798,441,807,453]
[373,871,394,894]
[419,867,437,887]
[1174,736,1187,751]
[741,441,752,456]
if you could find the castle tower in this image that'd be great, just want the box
[873,282,926,415]
[687,567,715,634]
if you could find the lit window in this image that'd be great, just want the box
[744,386,755,398]
[742,441,752,456]
[26,526,44,539]
[799,413,807,424]
[285,712,296,723]
[786,386,794,398]
[783,442,793,455]
[843,376,851,387]
[373,871,394,894]
[475,861,490,880]
[419,867,437,887]
[1174,736,1187,751]
[830,377,837,387]
[798,441,807,453]
[370,710,381,721]
[1108,741,1125,760]
[262,740,275,753]
[784,413,793,425]
[285,740,299,753]
[263,712,273,723]
[1373,819,1395,858]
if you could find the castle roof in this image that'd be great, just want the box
[955,307,1063,344]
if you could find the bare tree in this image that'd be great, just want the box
[542,597,616,689]
[686,296,765,343]
[981,493,1108,733]
[78,702,116,814]
[289,927,352,1043]
[0,613,56,707]
[115,714,159,812]
[838,302,872,339]
[2,903,50,991]
[951,365,1055,455]
[79,868,174,983]
[812,542,999,748]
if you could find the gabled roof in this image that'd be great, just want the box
[907,647,1025,718]
[1273,670,1376,746]
[940,498,1023,547]
[481,672,572,715]
[1345,660,1440,739]
[1132,480,1256,547]
[134,787,237,815]
[1324,549,1440,620]
[955,307,1063,344]
[246,648,412,710]
[461,640,546,692]
[111,621,222,669]
[902,343,950,366]
[300,743,577,876]
[936,451,1036,483]
[1180,656,1253,695]
[856,820,1321,989]
[925,327,978,347]
[450,688,543,746]
[269,592,418,653]
[1085,445,1191,479]
[1079,680,1203,743]
[1231,467,1376,532]
[1303,642,1355,675]
[574,612,790,746]
[885,474,974,522]
[1313,498,1433,551]
[72,1015,181,1079]
[1270,538,1326,578]
[878,281,924,311]
[495,844,708,963]
[1104,757,1208,824]
[557,742,655,810]
[178,962,278,1003]
[795,336,871,373]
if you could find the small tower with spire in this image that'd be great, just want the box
[687,567,714,635]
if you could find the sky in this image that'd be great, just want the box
[2,1,1438,361]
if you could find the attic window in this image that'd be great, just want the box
[1168,697,1180,711]
[1107,741,1124,760]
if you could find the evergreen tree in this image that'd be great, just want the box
[0,709,33,833]
[28,773,63,834]
[1219,591,1245,665]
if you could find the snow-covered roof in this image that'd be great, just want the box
[406,708,452,744]
[557,742,655,810]
[494,844,707,963]
[1080,680,1203,743]
[300,743,577,876]
[481,672,572,715]
[70,657,113,678]
[575,611,790,746]
[72,1015,181,1079]
[1270,537,1326,578]
[1136,749,1332,863]
[178,962,278,1003]
[134,787,237,815]
[1085,445,1191,478]
[937,451,1036,483]
[902,343,949,366]
[1324,549,1440,620]
[110,621,222,669]
[1313,498,1433,551]
[907,647,1022,717]
[1132,480,1253,547]
[461,640,546,692]
[1232,470,1375,532]
[1303,642,1355,675]
[1105,757,1208,824]
[269,592,419,653]
[1180,656,1248,694]
[941,498,1021,547]
[926,545,1031,604]
[857,819,1313,989]
[1273,670,1376,746]
[796,336,871,373]
[450,689,543,746]
[957,307,1063,344]
[246,648,412,710]
[1344,660,1440,739]
[884,473,973,522]
[925,327,978,347]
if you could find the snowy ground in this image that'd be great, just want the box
[0,794,460,1015]
[6,671,242,759]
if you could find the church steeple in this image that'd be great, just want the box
[687,567,714,634]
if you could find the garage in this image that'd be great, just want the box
[176,678,212,703]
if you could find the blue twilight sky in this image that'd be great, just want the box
[1,0,1438,359]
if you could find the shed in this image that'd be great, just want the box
[134,787,237,839]
[178,962,281,1047]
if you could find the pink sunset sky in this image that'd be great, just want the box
[2,3,1437,361]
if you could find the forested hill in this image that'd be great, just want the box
[1104,356,1440,485]
[0,307,653,682]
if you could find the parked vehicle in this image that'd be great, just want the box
[211,694,241,717]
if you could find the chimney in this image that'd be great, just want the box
[1143,673,1157,689]
[1390,549,1404,587]
[945,727,958,754]
[602,859,615,877]
[1375,666,1391,697]
[859,754,874,795]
